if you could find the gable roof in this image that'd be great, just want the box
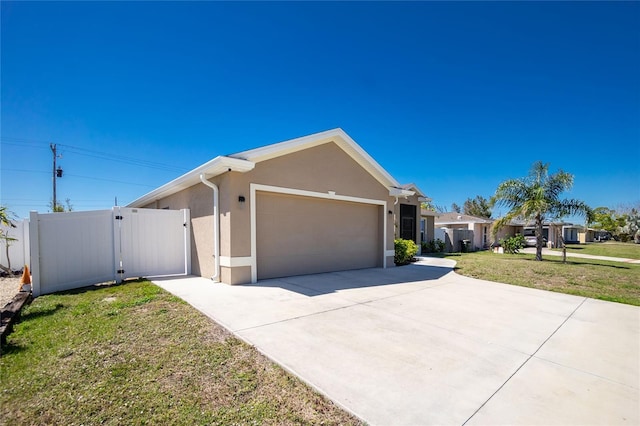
[128,128,413,207]
[435,212,494,225]
[399,183,429,199]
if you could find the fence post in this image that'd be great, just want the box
[22,219,30,270]
[183,209,191,275]
[28,211,41,297]
[112,206,123,283]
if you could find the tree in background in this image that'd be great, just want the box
[420,200,436,212]
[463,195,492,218]
[615,204,640,243]
[49,198,74,213]
[435,204,448,213]
[491,161,592,261]
[0,205,17,274]
[591,207,625,235]
[451,203,461,213]
[592,205,640,242]
[626,208,640,243]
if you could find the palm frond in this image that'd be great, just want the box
[492,161,589,230]
[553,199,592,219]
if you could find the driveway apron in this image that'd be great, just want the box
[153,260,639,425]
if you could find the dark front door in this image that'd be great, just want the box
[400,204,416,242]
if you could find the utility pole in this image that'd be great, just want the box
[51,143,57,210]
[50,144,63,211]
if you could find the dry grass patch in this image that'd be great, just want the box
[445,251,640,306]
[1,280,363,425]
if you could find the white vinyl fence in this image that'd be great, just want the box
[1,218,30,272]
[29,207,191,296]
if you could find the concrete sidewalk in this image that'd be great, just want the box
[153,263,639,425]
[521,246,640,264]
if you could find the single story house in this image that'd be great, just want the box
[128,128,431,284]
[561,224,583,244]
[434,212,493,250]
[493,219,582,247]
[579,228,612,243]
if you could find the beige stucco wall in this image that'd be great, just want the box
[421,215,435,244]
[492,224,514,244]
[142,141,417,284]
[472,223,491,250]
[230,142,396,249]
[425,216,435,242]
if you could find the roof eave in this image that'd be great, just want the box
[400,183,427,198]
[128,128,404,208]
[127,156,255,207]
[389,187,415,197]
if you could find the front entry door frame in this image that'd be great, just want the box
[399,204,417,242]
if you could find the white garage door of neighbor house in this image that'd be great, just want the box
[256,192,381,280]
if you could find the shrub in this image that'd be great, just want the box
[618,233,631,243]
[422,239,445,253]
[394,238,418,265]
[500,235,526,254]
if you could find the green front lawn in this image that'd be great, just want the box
[558,241,640,260]
[443,251,640,306]
[1,280,362,425]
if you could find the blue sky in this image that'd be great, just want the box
[2,1,639,221]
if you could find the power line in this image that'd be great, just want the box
[3,197,112,202]
[3,168,156,187]
[0,137,52,148]
[58,144,188,173]
[2,168,49,174]
[64,173,156,187]
[1,137,190,173]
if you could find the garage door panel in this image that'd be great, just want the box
[256,192,380,280]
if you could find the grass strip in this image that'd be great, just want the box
[558,242,640,260]
[1,280,363,425]
[444,251,640,306]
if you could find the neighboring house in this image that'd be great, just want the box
[128,128,428,285]
[562,224,583,244]
[579,228,612,243]
[562,224,609,244]
[434,212,493,251]
[493,219,580,247]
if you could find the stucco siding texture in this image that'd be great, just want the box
[142,140,401,284]
[235,142,392,203]
[256,192,381,280]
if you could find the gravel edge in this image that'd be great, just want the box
[1,277,22,308]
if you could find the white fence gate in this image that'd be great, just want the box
[29,207,191,296]
[1,218,30,272]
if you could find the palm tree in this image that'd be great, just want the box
[491,161,592,261]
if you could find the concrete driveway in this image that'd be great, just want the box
[153,259,639,425]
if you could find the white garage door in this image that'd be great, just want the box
[256,192,381,280]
